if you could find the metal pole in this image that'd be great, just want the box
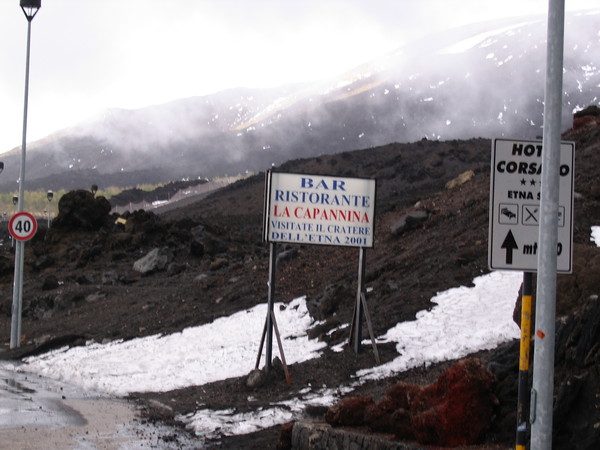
[353,247,366,353]
[10,17,34,349]
[531,1,565,448]
[265,242,277,369]
[269,309,291,385]
[516,272,533,450]
[10,244,22,347]
[16,244,25,341]
[360,292,381,364]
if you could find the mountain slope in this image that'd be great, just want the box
[1,109,599,447]
[0,10,598,192]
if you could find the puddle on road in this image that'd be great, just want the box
[3,375,36,395]
[0,363,88,428]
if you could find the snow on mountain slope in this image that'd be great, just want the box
[0,10,598,190]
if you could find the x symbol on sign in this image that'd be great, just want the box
[525,207,538,223]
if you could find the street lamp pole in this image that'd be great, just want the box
[10,0,41,349]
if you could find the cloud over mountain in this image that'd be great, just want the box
[1,10,598,191]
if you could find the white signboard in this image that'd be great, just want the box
[264,172,376,248]
[489,138,574,272]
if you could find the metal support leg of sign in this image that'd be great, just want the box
[265,242,276,368]
[270,309,291,385]
[255,318,268,370]
[349,247,380,364]
[516,272,533,450]
[349,247,365,352]
[255,242,291,384]
[349,297,362,352]
[361,292,381,365]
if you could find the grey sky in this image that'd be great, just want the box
[0,0,596,153]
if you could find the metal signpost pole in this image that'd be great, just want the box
[262,172,377,369]
[11,1,41,349]
[531,0,565,448]
[353,247,366,353]
[265,242,276,369]
[11,245,24,347]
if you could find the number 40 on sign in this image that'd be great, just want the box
[8,212,38,241]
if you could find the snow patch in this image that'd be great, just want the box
[438,22,537,55]
[592,226,600,246]
[19,297,325,396]
[358,271,522,380]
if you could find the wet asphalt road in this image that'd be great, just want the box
[0,362,198,449]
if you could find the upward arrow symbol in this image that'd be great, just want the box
[501,230,518,264]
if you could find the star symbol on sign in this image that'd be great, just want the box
[521,178,527,186]
[530,179,537,186]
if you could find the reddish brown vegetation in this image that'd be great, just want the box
[325,358,498,446]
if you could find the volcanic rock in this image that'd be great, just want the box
[445,169,475,189]
[49,189,112,232]
[41,275,59,291]
[390,210,429,236]
[133,247,173,274]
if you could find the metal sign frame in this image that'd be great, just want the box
[256,171,380,373]
[488,138,574,273]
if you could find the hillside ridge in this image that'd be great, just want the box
[0,116,599,447]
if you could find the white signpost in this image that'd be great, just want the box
[259,171,379,374]
[264,172,376,248]
[489,138,574,273]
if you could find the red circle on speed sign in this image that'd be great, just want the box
[9,212,38,241]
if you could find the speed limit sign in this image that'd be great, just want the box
[9,212,38,241]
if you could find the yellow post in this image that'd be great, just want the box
[516,272,533,449]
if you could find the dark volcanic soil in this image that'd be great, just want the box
[1,121,599,449]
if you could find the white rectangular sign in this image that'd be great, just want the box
[488,138,574,272]
[263,171,376,248]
